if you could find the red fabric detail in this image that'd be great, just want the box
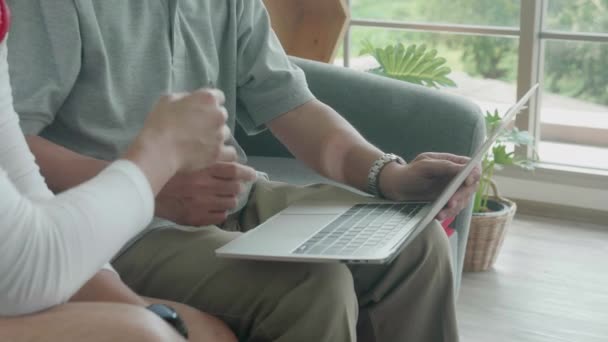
[441,217,456,237]
[0,0,10,44]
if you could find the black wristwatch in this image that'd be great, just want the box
[147,304,189,339]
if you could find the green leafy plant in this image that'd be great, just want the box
[360,40,456,88]
[474,109,536,212]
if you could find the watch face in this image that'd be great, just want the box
[148,304,177,319]
[147,304,189,338]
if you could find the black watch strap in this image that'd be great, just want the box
[147,304,189,339]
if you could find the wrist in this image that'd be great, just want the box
[367,153,406,199]
[123,134,181,195]
[378,162,409,201]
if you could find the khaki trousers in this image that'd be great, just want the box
[113,180,459,342]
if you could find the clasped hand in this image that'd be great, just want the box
[155,162,256,226]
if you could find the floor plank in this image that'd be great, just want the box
[457,215,608,342]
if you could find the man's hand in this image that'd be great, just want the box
[379,152,481,221]
[155,162,257,226]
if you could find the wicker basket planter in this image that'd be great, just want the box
[464,196,517,272]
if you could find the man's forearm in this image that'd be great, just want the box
[268,100,386,193]
[26,135,109,193]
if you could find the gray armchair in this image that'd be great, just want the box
[236,57,485,291]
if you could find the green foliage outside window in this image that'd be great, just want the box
[350,0,608,106]
[418,0,520,81]
[544,0,608,104]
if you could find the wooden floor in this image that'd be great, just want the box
[457,215,608,342]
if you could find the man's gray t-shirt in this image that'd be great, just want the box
[7,1,315,230]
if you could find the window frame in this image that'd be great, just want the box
[343,0,608,182]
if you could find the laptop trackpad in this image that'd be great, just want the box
[218,214,335,255]
[282,201,356,215]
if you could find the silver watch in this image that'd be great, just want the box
[367,153,406,198]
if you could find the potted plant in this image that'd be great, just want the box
[360,41,536,271]
[463,109,535,271]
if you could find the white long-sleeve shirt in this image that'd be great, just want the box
[0,41,155,316]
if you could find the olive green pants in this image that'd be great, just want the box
[113,180,458,342]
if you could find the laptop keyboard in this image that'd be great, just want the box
[292,203,425,256]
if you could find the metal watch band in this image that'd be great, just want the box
[367,153,406,198]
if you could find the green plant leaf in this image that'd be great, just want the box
[485,109,502,136]
[492,145,515,165]
[498,128,534,146]
[359,40,376,56]
[360,40,456,88]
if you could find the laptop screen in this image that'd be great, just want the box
[413,84,539,234]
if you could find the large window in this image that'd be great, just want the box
[349,0,520,27]
[540,1,608,170]
[342,0,608,173]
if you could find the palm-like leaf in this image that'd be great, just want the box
[360,40,456,88]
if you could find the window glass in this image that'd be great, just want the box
[350,0,520,27]
[545,0,608,33]
[344,27,519,112]
[539,39,608,170]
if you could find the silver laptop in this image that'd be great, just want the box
[217,85,539,264]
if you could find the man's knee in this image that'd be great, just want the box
[412,220,454,278]
[272,263,357,339]
[306,263,357,310]
[268,262,357,315]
